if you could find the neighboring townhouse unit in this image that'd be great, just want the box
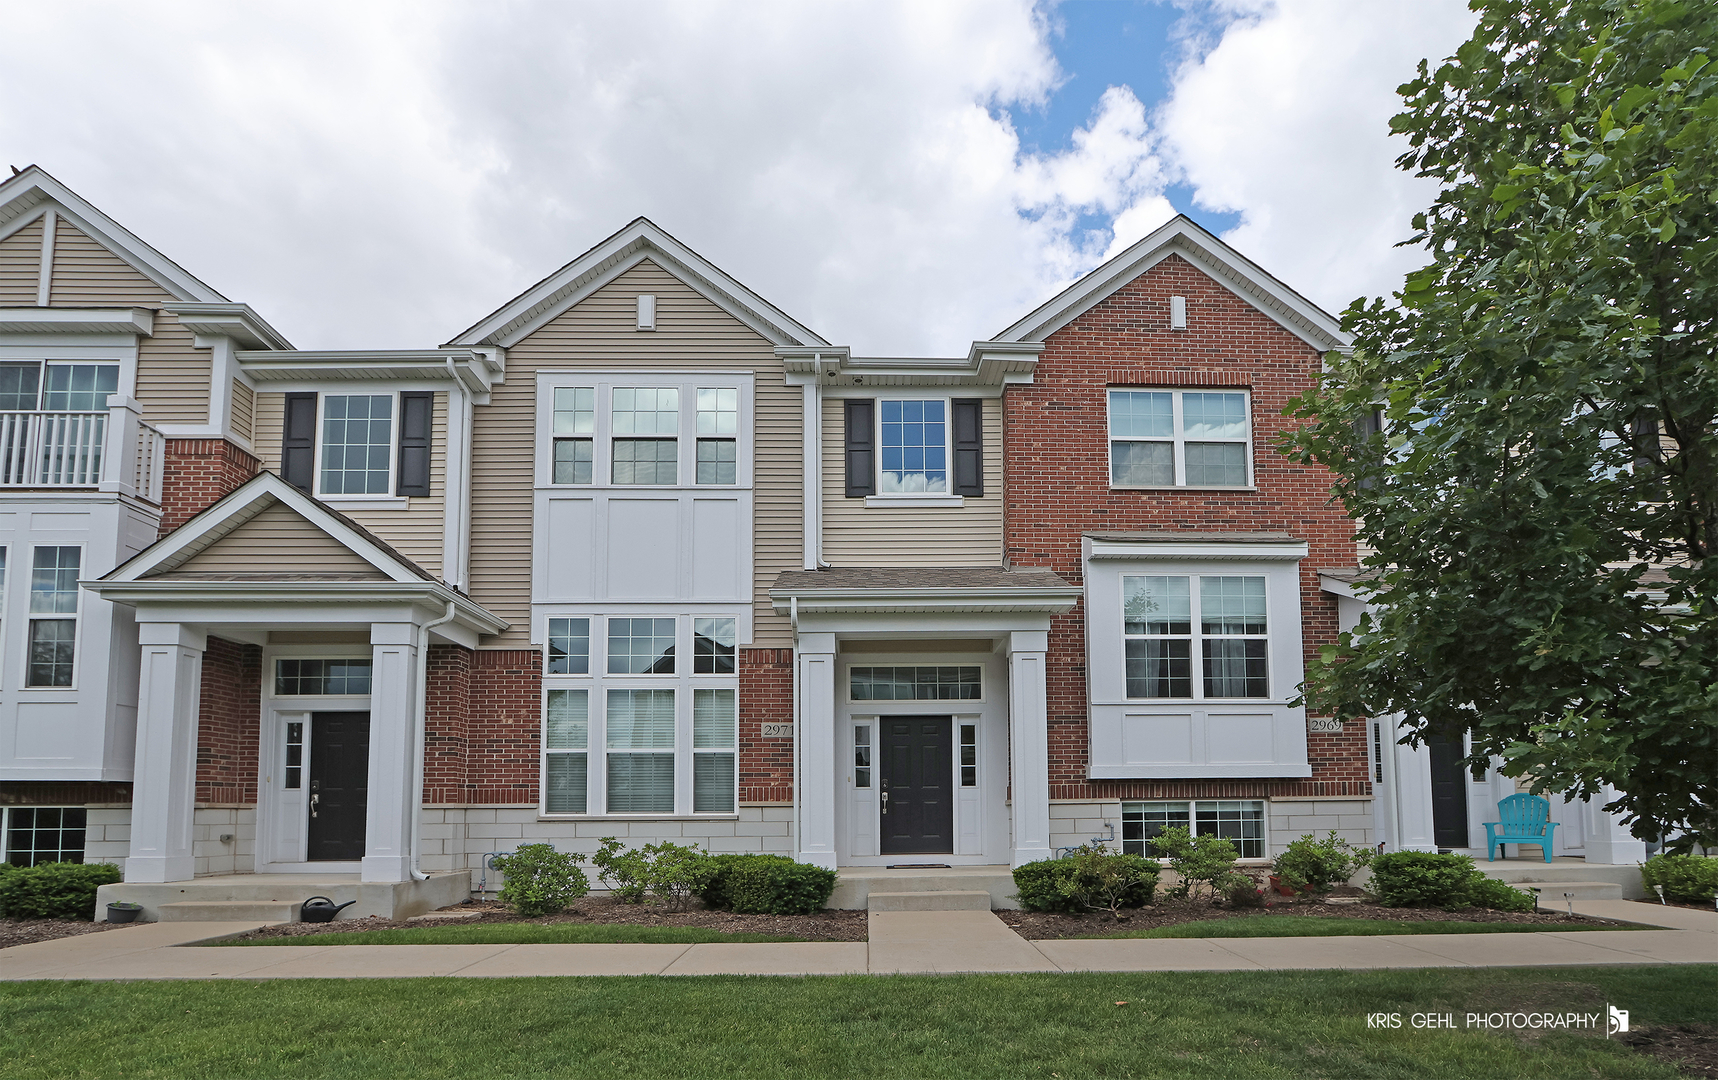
[0,165,1642,918]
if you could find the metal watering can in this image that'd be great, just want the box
[300,896,357,923]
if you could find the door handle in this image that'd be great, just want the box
[880,790,888,815]
[310,792,320,819]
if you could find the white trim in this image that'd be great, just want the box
[0,308,154,336]
[1106,388,1254,490]
[993,216,1350,353]
[21,541,85,691]
[314,391,398,500]
[1087,538,1308,562]
[864,495,964,509]
[35,209,54,307]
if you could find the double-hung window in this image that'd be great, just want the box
[319,394,393,495]
[612,388,679,485]
[1108,389,1251,487]
[279,391,433,499]
[552,389,595,485]
[27,546,80,688]
[540,614,741,817]
[696,389,738,485]
[540,375,751,490]
[1125,574,1268,699]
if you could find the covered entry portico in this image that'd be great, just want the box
[770,568,1079,870]
[88,474,505,894]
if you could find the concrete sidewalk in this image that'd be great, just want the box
[3,898,1712,981]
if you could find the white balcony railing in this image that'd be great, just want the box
[0,398,166,503]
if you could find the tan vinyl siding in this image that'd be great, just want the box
[0,216,44,304]
[46,218,174,305]
[160,501,387,578]
[821,396,1003,567]
[251,390,446,579]
[136,312,211,423]
[471,258,801,648]
[230,379,255,443]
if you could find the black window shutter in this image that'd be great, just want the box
[282,392,316,493]
[952,398,983,497]
[844,399,875,498]
[397,391,433,497]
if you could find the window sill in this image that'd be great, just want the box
[317,495,411,510]
[535,814,742,822]
[864,494,965,508]
[1108,486,1258,493]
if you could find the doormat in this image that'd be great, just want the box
[885,864,952,869]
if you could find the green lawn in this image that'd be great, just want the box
[1082,915,1639,939]
[209,923,811,946]
[1,966,1709,1079]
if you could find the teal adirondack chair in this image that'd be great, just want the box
[1483,794,1558,862]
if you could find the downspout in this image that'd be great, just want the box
[411,599,459,880]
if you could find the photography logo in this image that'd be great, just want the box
[1608,1005,1629,1036]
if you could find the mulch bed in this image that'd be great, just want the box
[0,919,141,950]
[1619,1024,1718,1079]
[222,897,870,943]
[999,888,1622,940]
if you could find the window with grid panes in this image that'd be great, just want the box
[1108,389,1250,487]
[695,388,738,484]
[879,399,947,493]
[320,394,394,495]
[612,387,679,484]
[849,666,981,701]
[693,618,735,674]
[1121,800,1265,859]
[27,546,80,687]
[607,618,676,674]
[547,618,591,675]
[1124,575,1267,699]
[552,388,595,484]
[4,807,87,866]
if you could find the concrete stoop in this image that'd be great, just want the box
[830,865,1017,911]
[1475,858,1645,899]
[866,890,993,912]
[1507,881,1625,903]
[95,871,471,923]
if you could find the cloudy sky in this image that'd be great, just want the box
[2,0,1476,355]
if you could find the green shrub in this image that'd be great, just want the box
[700,855,838,915]
[0,861,121,920]
[1223,871,1268,908]
[592,838,651,903]
[640,842,716,912]
[1370,852,1477,907]
[490,844,589,917]
[1463,876,1535,912]
[1011,848,1159,916]
[1150,826,1240,901]
[1272,832,1374,894]
[1641,854,1718,904]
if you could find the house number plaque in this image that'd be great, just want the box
[1308,718,1345,734]
[761,723,793,738]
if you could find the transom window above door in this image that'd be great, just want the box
[0,362,120,412]
[1108,389,1251,488]
[539,375,752,490]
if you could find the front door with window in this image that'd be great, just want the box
[307,712,370,861]
[879,716,953,855]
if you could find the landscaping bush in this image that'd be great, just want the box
[1224,872,1268,908]
[1370,852,1477,908]
[490,844,589,917]
[700,854,838,915]
[1150,826,1240,901]
[0,861,121,920]
[1463,876,1535,913]
[592,838,652,903]
[1641,854,1718,904]
[1272,832,1374,894]
[640,841,717,912]
[1011,847,1159,916]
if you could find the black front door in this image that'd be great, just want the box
[1428,732,1469,850]
[308,712,370,861]
[879,716,953,855]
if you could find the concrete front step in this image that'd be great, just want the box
[1511,880,1625,903]
[867,890,994,912]
[1476,859,1645,898]
[830,866,1018,910]
[158,901,299,923]
[96,871,472,923]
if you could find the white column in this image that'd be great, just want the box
[1391,719,1439,852]
[1582,784,1649,865]
[363,622,420,882]
[1007,630,1052,868]
[794,633,838,870]
[125,623,206,883]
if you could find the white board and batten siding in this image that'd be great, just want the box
[819,396,1004,567]
[252,391,449,579]
[469,259,802,649]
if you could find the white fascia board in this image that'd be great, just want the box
[83,580,508,640]
[769,587,1082,617]
[235,350,494,395]
[447,219,829,349]
[0,307,154,335]
[163,303,294,350]
[1318,574,1377,600]
[1085,538,1309,562]
[993,216,1349,353]
[779,342,1039,388]
[1088,763,1315,780]
[0,167,228,302]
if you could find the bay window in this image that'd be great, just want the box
[1108,389,1251,488]
[1125,574,1269,700]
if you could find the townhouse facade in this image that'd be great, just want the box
[2,166,1632,913]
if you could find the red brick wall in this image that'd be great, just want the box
[424,643,473,804]
[1005,252,1369,802]
[740,648,794,803]
[454,649,541,805]
[195,636,263,804]
[159,438,260,534]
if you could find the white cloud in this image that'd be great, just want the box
[0,0,1477,354]
[1156,0,1479,316]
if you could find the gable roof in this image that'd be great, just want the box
[992,215,1351,353]
[445,216,830,349]
[104,471,439,585]
[0,165,230,305]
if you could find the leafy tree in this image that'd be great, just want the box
[1285,0,1716,845]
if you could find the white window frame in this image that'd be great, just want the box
[538,613,742,818]
[1121,799,1269,861]
[534,373,754,492]
[270,656,377,698]
[1107,388,1253,489]
[871,395,955,501]
[23,542,84,691]
[1122,573,1271,702]
[1,804,89,866]
[313,391,399,501]
[845,663,985,704]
